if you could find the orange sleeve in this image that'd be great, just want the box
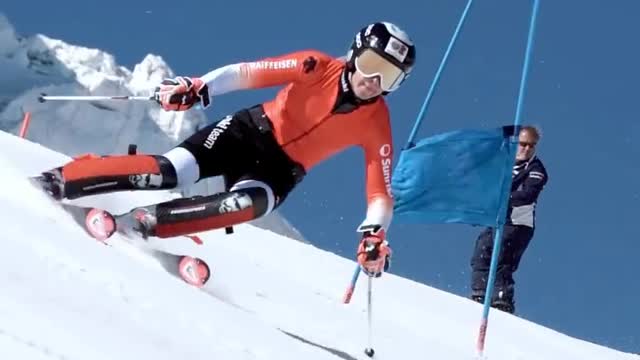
[240,50,327,89]
[201,50,328,95]
[357,104,395,234]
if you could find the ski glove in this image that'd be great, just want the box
[154,76,210,111]
[357,230,392,278]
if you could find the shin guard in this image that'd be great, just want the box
[59,154,178,199]
[148,187,269,238]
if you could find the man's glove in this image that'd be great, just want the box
[153,76,211,111]
[356,230,392,278]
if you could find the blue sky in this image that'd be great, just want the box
[4,0,639,353]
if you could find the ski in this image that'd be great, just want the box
[29,176,211,288]
[74,203,212,288]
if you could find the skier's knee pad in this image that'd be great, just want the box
[229,179,275,216]
[60,154,178,199]
[150,186,270,238]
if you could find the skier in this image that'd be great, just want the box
[35,22,416,279]
[470,125,549,313]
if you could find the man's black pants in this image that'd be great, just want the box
[470,224,534,310]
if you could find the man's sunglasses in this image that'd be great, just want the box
[519,141,537,148]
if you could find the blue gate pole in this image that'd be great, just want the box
[476,0,541,356]
[405,0,475,149]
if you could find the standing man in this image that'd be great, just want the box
[470,125,548,314]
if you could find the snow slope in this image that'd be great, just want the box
[0,129,637,360]
[0,13,306,243]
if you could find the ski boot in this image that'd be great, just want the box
[83,206,156,242]
[114,207,158,240]
[31,167,65,200]
[113,208,211,287]
[492,298,515,314]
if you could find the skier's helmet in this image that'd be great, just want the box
[346,22,416,94]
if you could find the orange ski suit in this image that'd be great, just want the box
[203,50,394,231]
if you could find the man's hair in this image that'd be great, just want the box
[520,125,541,141]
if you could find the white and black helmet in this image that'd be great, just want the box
[346,22,416,93]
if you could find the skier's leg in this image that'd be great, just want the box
[116,179,275,238]
[103,105,303,239]
[36,153,179,200]
[126,104,304,239]
[115,134,303,239]
[36,111,248,200]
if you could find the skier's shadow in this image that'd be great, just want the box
[279,329,359,360]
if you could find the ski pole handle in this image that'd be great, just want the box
[38,93,155,103]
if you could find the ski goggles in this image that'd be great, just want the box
[354,49,406,92]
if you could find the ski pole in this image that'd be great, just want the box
[364,275,375,358]
[342,264,361,304]
[38,93,155,103]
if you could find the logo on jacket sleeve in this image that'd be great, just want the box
[249,59,298,70]
[379,144,392,196]
[379,144,391,157]
[303,56,318,73]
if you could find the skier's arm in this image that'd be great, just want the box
[155,51,326,111]
[355,108,394,278]
[356,108,394,235]
[510,164,548,206]
[201,50,327,95]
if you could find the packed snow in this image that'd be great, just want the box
[0,128,637,360]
